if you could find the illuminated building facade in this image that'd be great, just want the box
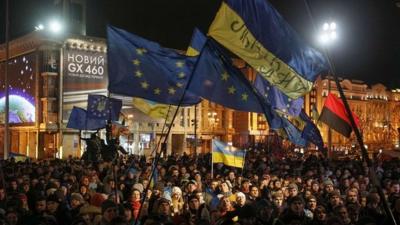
[304,76,400,152]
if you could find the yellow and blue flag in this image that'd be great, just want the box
[67,106,106,130]
[186,28,207,57]
[132,97,175,121]
[107,26,201,106]
[188,39,283,129]
[208,0,328,99]
[212,139,245,168]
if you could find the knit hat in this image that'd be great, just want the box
[187,194,199,203]
[80,204,101,215]
[101,200,117,213]
[288,183,298,191]
[71,193,85,204]
[132,183,144,193]
[158,197,171,205]
[288,196,305,205]
[47,194,62,204]
[324,179,334,186]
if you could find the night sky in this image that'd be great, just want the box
[1,0,400,88]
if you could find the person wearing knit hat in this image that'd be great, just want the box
[100,200,118,225]
[280,195,312,225]
[288,183,299,198]
[47,193,73,225]
[70,193,85,219]
[132,183,144,194]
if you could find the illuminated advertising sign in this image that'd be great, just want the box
[0,53,36,124]
[62,46,108,122]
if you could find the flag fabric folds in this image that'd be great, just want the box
[280,117,307,146]
[311,104,320,122]
[186,28,207,56]
[212,139,245,168]
[319,93,360,138]
[299,111,324,149]
[132,98,175,120]
[67,107,106,130]
[254,74,304,116]
[107,26,201,106]
[87,95,122,121]
[208,0,328,99]
[188,40,283,129]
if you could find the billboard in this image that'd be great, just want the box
[62,45,108,122]
[0,53,36,124]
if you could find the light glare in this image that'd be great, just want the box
[330,22,337,30]
[35,24,44,31]
[323,23,329,31]
[49,20,62,33]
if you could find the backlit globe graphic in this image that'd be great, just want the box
[0,95,35,123]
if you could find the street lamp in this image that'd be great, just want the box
[35,19,64,34]
[318,21,338,45]
[318,21,338,158]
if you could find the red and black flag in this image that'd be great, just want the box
[319,93,360,138]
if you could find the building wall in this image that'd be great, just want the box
[305,76,400,151]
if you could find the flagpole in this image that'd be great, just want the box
[133,39,207,225]
[240,148,247,177]
[327,76,332,158]
[3,0,10,160]
[211,139,214,179]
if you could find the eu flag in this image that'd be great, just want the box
[87,95,122,121]
[107,26,201,106]
[208,0,328,99]
[188,40,283,129]
[254,74,304,116]
[67,107,106,130]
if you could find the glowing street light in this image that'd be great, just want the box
[49,20,62,33]
[35,19,64,34]
[318,21,337,45]
[34,24,44,31]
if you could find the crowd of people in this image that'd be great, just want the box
[0,144,400,225]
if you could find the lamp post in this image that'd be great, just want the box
[318,21,337,158]
[4,0,10,159]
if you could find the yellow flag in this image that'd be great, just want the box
[132,98,175,121]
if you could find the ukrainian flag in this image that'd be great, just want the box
[208,0,328,99]
[212,140,245,168]
[132,97,175,121]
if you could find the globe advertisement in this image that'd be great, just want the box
[0,53,36,124]
[62,46,108,122]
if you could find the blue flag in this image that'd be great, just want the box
[67,107,106,130]
[107,26,201,106]
[208,0,328,99]
[281,117,307,146]
[188,40,283,129]
[87,95,122,121]
[254,74,304,116]
[186,28,207,56]
[299,110,324,149]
